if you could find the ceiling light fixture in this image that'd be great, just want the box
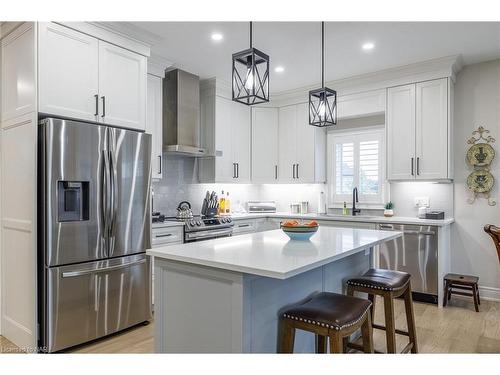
[274,66,285,73]
[232,21,270,106]
[309,21,337,127]
[211,33,223,41]
[362,42,375,51]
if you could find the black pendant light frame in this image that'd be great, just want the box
[232,22,270,106]
[309,22,337,127]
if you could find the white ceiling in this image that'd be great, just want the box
[120,22,500,94]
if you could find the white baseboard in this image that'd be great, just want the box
[479,285,500,302]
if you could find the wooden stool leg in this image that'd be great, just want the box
[368,294,376,322]
[447,283,452,301]
[361,312,374,353]
[315,335,327,353]
[472,284,480,312]
[279,320,296,353]
[475,284,481,305]
[443,280,449,307]
[329,333,343,354]
[383,292,397,353]
[403,284,418,353]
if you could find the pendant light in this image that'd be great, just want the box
[309,22,337,127]
[232,22,270,105]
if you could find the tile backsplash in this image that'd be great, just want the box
[152,155,454,218]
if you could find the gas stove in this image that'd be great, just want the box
[163,215,234,242]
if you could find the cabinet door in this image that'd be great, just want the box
[214,97,234,182]
[146,74,163,179]
[415,78,449,180]
[295,102,316,182]
[98,41,147,130]
[1,23,36,122]
[231,102,251,182]
[38,22,99,122]
[252,107,278,182]
[278,105,297,182]
[386,84,416,180]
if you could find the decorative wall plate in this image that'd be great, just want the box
[467,170,494,194]
[466,143,495,167]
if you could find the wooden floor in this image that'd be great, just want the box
[1,297,499,353]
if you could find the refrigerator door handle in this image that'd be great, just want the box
[108,148,118,256]
[102,150,111,253]
[61,258,147,278]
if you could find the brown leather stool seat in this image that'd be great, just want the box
[279,292,374,354]
[346,269,411,291]
[346,269,418,354]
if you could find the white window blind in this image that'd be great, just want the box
[328,128,385,206]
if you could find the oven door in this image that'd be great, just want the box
[184,228,233,242]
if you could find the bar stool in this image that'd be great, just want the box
[278,292,374,354]
[346,269,418,354]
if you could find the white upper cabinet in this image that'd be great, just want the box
[252,107,279,182]
[98,41,147,130]
[387,78,451,181]
[415,78,449,180]
[278,103,326,183]
[1,23,36,122]
[146,74,163,179]
[36,22,147,130]
[386,84,416,180]
[199,93,251,183]
[38,22,99,122]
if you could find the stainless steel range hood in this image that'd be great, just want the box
[163,69,206,156]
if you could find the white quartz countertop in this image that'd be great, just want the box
[147,227,402,279]
[231,212,454,227]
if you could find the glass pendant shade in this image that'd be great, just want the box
[309,87,337,127]
[232,47,269,105]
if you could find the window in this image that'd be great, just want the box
[328,128,386,206]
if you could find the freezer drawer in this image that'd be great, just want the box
[44,254,152,352]
[377,224,438,302]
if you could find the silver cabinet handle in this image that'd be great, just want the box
[411,157,414,176]
[62,258,147,278]
[238,224,251,228]
[155,233,172,238]
[236,163,239,178]
[292,164,296,179]
[232,163,236,178]
[416,157,420,176]
[379,224,394,230]
[275,165,278,180]
[296,164,299,179]
[158,155,162,174]
[94,94,99,117]
[101,96,106,118]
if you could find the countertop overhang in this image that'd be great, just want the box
[147,227,402,279]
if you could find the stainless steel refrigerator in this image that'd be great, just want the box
[39,118,152,352]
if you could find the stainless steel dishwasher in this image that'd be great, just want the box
[377,224,438,304]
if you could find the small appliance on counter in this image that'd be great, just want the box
[300,201,309,214]
[290,203,301,214]
[418,206,428,219]
[176,201,194,219]
[247,201,276,213]
[425,211,445,220]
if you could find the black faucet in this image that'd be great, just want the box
[352,187,361,216]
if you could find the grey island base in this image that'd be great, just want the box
[147,227,402,353]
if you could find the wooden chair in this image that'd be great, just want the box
[484,224,500,264]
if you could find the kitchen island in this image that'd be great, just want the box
[147,227,402,353]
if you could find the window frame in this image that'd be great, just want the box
[327,126,387,208]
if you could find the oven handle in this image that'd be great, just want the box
[185,228,233,240]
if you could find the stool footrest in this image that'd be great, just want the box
[372,323,410,337]
[449,284,474,291]
[346,342,383,354]
[450,291,474,298]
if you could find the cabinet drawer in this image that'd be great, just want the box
[232,219,257,235]
[152,226,184,247]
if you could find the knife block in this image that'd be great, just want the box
[203,207,218,218]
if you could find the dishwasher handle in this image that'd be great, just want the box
[379,224,435,236]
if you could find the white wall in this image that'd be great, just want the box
[452,59,500,297]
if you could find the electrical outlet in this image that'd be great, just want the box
[414,196,430,207]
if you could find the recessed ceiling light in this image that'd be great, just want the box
[211,33,223,41]
[362,42,375,51]
[274,66,285,73]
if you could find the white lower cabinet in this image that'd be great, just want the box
[146,74,163,179]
